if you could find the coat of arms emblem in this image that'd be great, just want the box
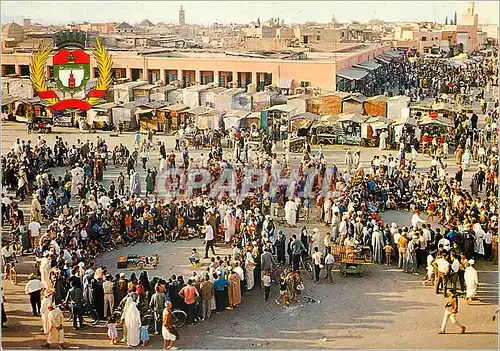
[30,30,113,111]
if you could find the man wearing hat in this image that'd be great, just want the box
[25,273,43,316]
[41,288,55,335]
[43,302,65,348]
[464,259,479,304]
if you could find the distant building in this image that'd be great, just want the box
[179,6,186,26]
[2,22,25,50]
[115,22,135,34]
[23,19,31,27]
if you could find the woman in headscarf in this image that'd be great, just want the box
[227,269,242,308]
[224,210,235,244]
[245,250,256,290]
[464,259,479,304]
[123,297,141,347]
[462,148,472,170]
[41,288,55,335]
[371,225,385,264]
[472,222,485,258]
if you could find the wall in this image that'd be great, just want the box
[1,44,389,92]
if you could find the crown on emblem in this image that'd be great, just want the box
[54,30,87,49]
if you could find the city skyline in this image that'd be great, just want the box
[1,1,499,26]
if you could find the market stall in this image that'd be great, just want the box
[135,101,170,132]
[363,95,388,117]
[342,94,366,114]
[361,116,390,147]
[391,116,416,144]
[111,102,137,131]
[310,115,339,145]
[334,113,366,145]
[87,102,117,129]
[14,98,52,123]
[157,104,190,132]
[186,106,223,130]
[290,112,320,136]
[223,110,251,131]
[387,95,410,120]
[1,96,18,121]
[418,116,452,152]
[306,92,349,116]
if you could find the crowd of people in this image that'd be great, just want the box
[1,48,498,347]
[343,50,498,102]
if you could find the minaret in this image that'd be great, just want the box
[68,70,76,88]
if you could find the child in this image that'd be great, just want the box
[303,197,311,222]
[106,315,118,345]
[277,274,289,306]
[383,241,393,266]
[262,270,272,302]
[140,317,150,346]
[189,248,201,267]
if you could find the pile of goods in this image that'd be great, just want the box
[117,254,159,270]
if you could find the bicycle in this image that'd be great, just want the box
[3,259,18,285]
[64,303,99,325]
[172,309,187,328]
[299,255,314,280]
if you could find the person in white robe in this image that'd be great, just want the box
[462,148,472,170]
[379,130,388,150]
[44,304,64,348]
[371,226,385,264]
[473,223,485,257]
[70,164,84,196]
[464,259,478,303]
[284,198,297,227]
[410,145,418,162]
[344,150,353,172]
[159,157,167,172]
[124,298,141,347]
[30,194,42,223]
[130,171,141,196]
[40,252,53,289]
[223,210,235,244]
[245,251,256,290]
[41,289,55,335]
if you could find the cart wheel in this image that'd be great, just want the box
[340,271,347,278]
[355,272,363,278]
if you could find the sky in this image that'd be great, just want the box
[2,1,499,26]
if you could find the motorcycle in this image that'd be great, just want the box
[27,122,52,134]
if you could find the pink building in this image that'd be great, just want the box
[1,43,390,92]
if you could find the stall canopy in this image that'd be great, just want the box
[337,112,366,124]
[392,116,416,126]
[291,112,320,131]
[354,60,382,71]
[291,112,320,121]
[336,67,369,81]
[375,54,392,64]
[419,116,450,127]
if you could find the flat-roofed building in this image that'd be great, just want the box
[1,43,390,92]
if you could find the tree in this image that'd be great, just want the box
[454,11,457,26]
[445,16,448,25]
[257,17,260,26]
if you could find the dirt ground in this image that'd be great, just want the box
[1,119,498,349]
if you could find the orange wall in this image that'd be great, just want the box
[1,44,390,91]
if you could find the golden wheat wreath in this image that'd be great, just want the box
[30,37,113,107]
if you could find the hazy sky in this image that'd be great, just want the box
[2,1,499,25]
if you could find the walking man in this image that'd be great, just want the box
[439,289,466,334]
[64,281,84,330]
[150,285,166,335]
[204,222,216,259]
[311,247,323,283]
[103,275,115,319]
[24,273,43,316]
